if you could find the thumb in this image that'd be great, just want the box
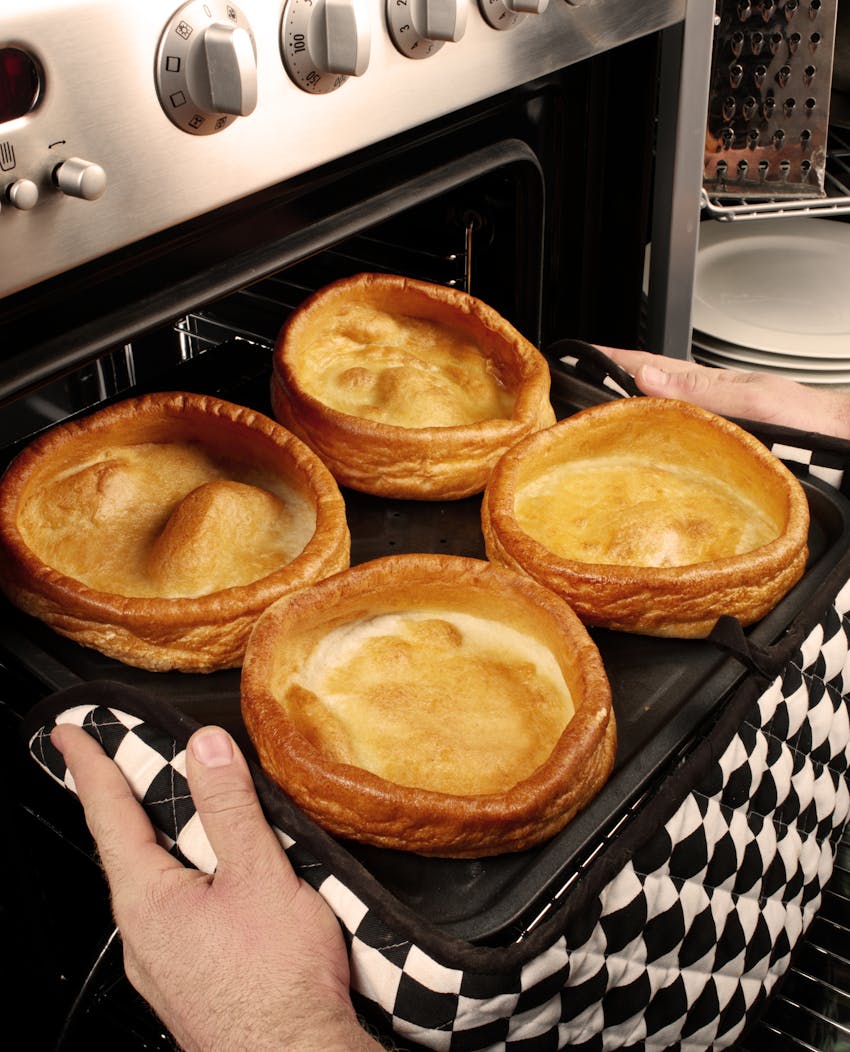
[185,726,296,890]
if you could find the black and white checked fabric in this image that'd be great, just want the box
[23,348,850,1049]
[26,588,850,1051]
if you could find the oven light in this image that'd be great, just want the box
[0,47,41,124]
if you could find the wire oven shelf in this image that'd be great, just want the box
[172,230,473,361]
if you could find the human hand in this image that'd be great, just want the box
[599,346,850,441]
[50,722,383,1052]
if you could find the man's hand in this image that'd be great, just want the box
[600,346,850,441]
[51,722,383,1052]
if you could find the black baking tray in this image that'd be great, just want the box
[5,349,850,944]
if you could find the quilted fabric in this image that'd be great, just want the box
[23,347,850,1050]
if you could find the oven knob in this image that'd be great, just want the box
[156,1,257,135]
[479,0,549,30]
[282,0,371,95]
[6,178,39,210]
[388,0,468,59]
[53,158,107,201]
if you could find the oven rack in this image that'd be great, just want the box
[173,231,473,361]
[701,126,850,220]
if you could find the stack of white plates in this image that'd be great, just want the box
[692,217,850,387]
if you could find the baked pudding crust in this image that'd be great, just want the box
[0,392,351,672]
[241,553,616,858]
[271,273,556,500]
[482,397,810,638]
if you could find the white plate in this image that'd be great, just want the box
[692,331,850,372]
[692,347,850,386]
[694,218,850,359]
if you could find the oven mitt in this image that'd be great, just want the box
[22,593,850,1052]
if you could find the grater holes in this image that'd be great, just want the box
[705,0,836,197]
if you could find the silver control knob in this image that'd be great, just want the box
[282,0,371,94]
[7,178,39,210]
[388,0,467,59]
[479,0,549,30]
[156,1,257,135]
[53,158,107,201]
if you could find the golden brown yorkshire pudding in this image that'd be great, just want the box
[241,554,615,858]
[482,397,810,638]
[0,392,350,672]
[271,273,556,500]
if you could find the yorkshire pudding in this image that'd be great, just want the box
[271,273,556,499]
[482,397,810,638]
[0,392,350,672]
[241,554,615,857]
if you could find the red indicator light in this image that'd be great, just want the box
[0,48,40,124]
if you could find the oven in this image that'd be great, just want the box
[5,2,848,1050]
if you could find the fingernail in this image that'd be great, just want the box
[640,364,671,387]
[191,728,234,768]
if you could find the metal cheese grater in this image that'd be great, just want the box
[704,0,840,199]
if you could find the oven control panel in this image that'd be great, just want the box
[0,0,684,300]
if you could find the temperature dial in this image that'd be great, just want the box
[388,0,467,59]
[479,0,549,31]
[156,1,257,135]
[282,0,371,95]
